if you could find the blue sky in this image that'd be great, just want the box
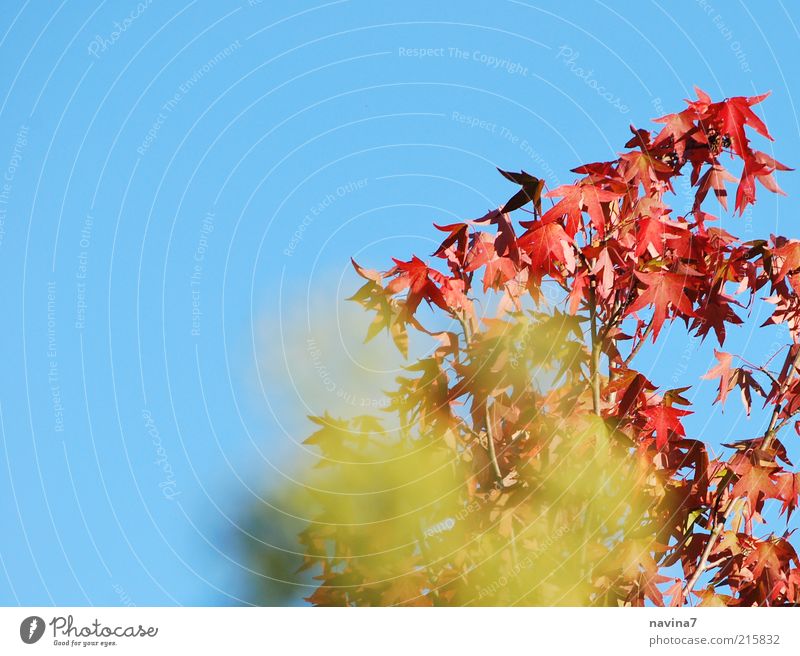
[0,0,799,606]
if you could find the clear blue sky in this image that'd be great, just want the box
[0,0,799,606]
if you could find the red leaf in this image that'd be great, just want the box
[774,472,800,519]
[702,350,734,406]
[432,222,470,266]
[518,221,576,274]
[351,258,382,282]
[665,578,684,607]
[386,256,450,315]
[716,93,773,158]
[771,240,800,283]
[695,165,737,211]
[626,270,696,338]
[731,462,779,513]
[642,403,691,450]
[497,169,544,215]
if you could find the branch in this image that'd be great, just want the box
[683,348,800,599]
[456,310,473,346]
[682,498,734,598]
[484,401,503,482]
[582,283,602,583]
[733,355,779,389]
[456,311,503,483]
[589,284,601,416]
[763,344,800,452]
[623,318,654,366]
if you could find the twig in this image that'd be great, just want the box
[682,498,734,597]
[763,345,800,451]
[733,355,780,389]
[624,318,654,365]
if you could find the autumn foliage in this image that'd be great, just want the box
[298,89,800,606]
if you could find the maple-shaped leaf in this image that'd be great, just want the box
[634,215,681,258]
[744,537,798,581]
[771,240,800,283]
[715,92,773,158]
[735,151,791,215]
[303,414,377,463]
[464,232,517,292]
[497,168,544,215]
[665,578,684,607]
[626,270,696,338]
[388,358,452,434]
[349,261,413,354]
[590,247,616,301]
[702,350,734,405]
[567,269,589,314]
[474,208,522,264]
[482,257,518,292]
[539,182,621,238]
[694,164,738,211]
[774,472,800,519]
[642,572,674,606]
[692,288,743,345]
[735,160,762,216]
[517,220,576,276]
[619,150,675,192]
[351,257,382,282]
[464,231,494,271]
[432,222,470,267]
[625,124,652,150]
[386,256,450,316]
[734,369,766,415]
[652,109,697,157]
[607,369,657,418]
[435,275,472,314]
[752,150,793,192]
[731,462,780,513]
[642,403,691,450]
[762,293,800,343]
[539,184,585,237]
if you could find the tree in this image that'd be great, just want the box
[295,88,800,606]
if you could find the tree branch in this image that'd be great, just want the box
[456,310,502,482]
[484,401,503,482]
[589,285,601,416]
[624,318,654,366]
[456,310,473,346]
[763,344,800,452]
[683,346,800,598]
[682,498,734,598]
